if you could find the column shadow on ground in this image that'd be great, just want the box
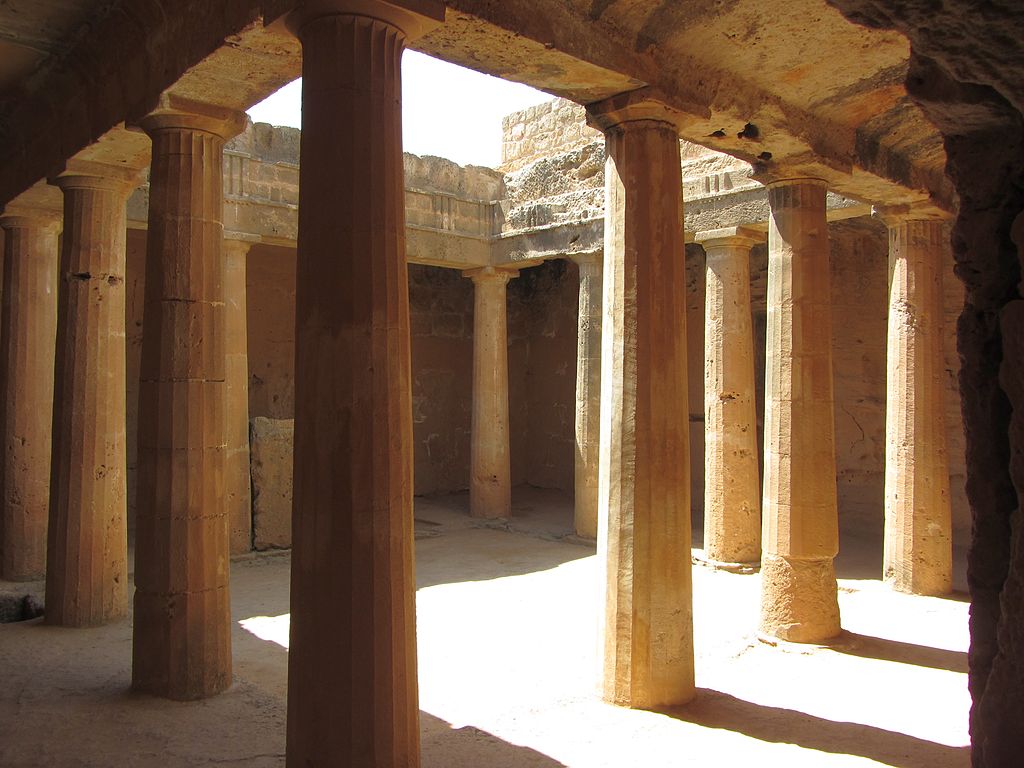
[826,631,968,673]
[659,689,969,768]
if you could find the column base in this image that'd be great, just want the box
[693,551,760,574]
[759,553,840,643]
[883,569,952,597]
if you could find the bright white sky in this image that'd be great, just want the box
[246,50,552,168]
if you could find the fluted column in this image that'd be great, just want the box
[223,237,252,555]
[465,266,515,520]
[760,178,841,643]
[699,227,761,566]
[45,163,138,625]
[283,2,443,766]
[132,100,245,700]
[572,252,603,539]
[586,93,694,708]
[881,214,952,595]
[0,211,60,581]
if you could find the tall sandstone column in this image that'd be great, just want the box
[587,94,694,708]
[760,178,841,643]
[466,266,515,520]
[132,100,245,699]
[700,228,761,566]
[573,252,602,539]
[882,214,952,595]
[0,211,59,581]
[283,2,443,766]
[223,237,252,555]
[45,163,137,625]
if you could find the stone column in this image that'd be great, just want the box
[0,211,60,581]
[465,266,516,520]
[699,227,762,566]
[223,237,252,555]
[586,93,694,708]
[45,163,137,625]
[760,178,841,643]
[881,214,952,595]
[132,99,245,700]
[282,2,443,766]
[573,252,603,539]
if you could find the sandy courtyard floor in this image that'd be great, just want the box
[0,488,970,767]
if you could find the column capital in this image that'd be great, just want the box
[585,87,689,133]
[48,158,145,193]
[282,0,445,39]
[463,266,517,285]
[569,251,603,269]
[0,208,61,230]
[873,201,953,227]
[223,236,257,257]
[695,226,765,250]
[137,95,247,141]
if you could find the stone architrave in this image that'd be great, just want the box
[223,237,253,555]
[45,162,139,626]
[586,92,694,708]
[132,99,246,700]
[573,252,603,540]
[465,265,516,520]
[0,211,60,582]
[281,1,444,766]
[759,178,841,643]
[881,213,953,595]
[699,227,762,566]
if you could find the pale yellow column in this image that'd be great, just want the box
[760,178,841,643]
[0,211,60,582]
[573,252,602,539]
[465,266,516,520]
[881,214,953,595]
[282,2,443,766]
[45,163,138,625]
[587,93,694,708]
[132,99,245,700]
[223,237,252,555]
[699,227,762,566]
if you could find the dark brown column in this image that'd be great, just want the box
[282,1,443,766]
[132,99,245,700]
[0,210,60,581]
[45,163,138,625]
[587,93,694,708]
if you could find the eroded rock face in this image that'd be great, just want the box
[826,1,1024,763]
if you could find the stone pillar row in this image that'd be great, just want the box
[573,252,603,539]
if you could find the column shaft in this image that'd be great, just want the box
[883,219,952,595]
[573,253,602,539]
[223,239,252,554]
[467,267,514,520]
[132,105,243,699]
[760,179,841,643]
[283,2,442,765]
[0,215,59,581]
[45,173,132,625]
[702,232,761,565]
[590,102,693,708]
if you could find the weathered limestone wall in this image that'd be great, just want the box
[409,264,474,495]
[507,260,578,493]
[246,244,296,420]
